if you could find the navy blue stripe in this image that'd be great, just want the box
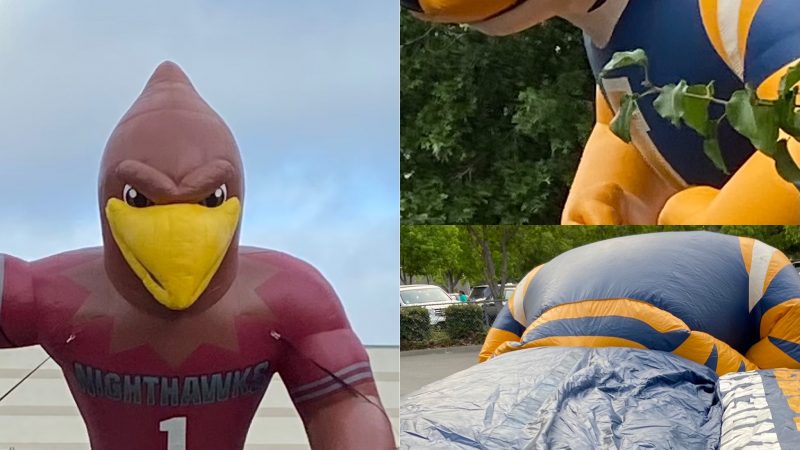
[769,337,800,363]
[745,0,800,86]
[491,304,525,336]
[523,232,754,352]
[523,316,689,352]
[704,345,718,372]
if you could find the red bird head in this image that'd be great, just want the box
[99,61,244,312]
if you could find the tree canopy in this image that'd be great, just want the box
[401,12,595,224]
[401,225,800,291]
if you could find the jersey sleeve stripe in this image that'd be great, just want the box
[292,369,374,404]
[288,361,371,396]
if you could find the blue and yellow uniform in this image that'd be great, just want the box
[589,0,800,189]
[481,232,800,376]
[406,0,800,224]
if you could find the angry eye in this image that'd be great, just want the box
[201,184,227,208]
[123,184,153,208]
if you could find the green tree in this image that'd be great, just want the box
[401,12,595,224]
[401,225,477,289]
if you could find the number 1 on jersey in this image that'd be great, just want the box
[160,417,187,450]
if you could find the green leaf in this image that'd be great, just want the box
[702,122,727,174]
[773,139,800,184]
[775,88,800,139]
[683,82,714,136]
[610,94,638,143]
[600,49,648,78]
[704,138,727,174]
[726,89,779,155]
[653,81,688,126]
[653,81,713,136]
[780,63,800,95]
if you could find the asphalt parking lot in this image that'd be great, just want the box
[400,345,481,398]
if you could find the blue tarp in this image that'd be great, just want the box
[401,347,722,449]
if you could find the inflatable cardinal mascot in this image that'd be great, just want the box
[0,62,393,450]
[404,0,800,225]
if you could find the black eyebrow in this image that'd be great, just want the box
[588,0,608,13]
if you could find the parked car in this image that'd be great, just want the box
[469,283,517,325]
[400,284,459,325]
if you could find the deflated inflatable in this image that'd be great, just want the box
[718,369,800,448]
[402,346,723,449]
[483,231,800,374]
[0,62,391,449]
[403,232,800,449]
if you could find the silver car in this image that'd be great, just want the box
[400,284,459,325]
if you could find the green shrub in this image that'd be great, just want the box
[400,307,431,342]
[443,304,485,341]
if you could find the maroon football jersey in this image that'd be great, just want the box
[0,247,373,450]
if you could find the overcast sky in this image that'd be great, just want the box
[0,1,399,344]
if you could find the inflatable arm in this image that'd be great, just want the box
[563,89,678,225]
[272,257,394,449]
[0,255,37,349]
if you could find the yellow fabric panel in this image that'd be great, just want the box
[759,307,800,347]
[417,0,516,23]
[737,0,763,60]
[739,237,755,274]
[764,251,792,293]
[698,0,732,70]
[527,299,689,335]
[493,336,647,360]
[562,91,679,225]
[672,330,756,374]
[479,328,521,363]
[658,186,720,225]
[760,298,800,338]
[748,338,800,369]
[509,264,542,325]
[659,141,800,224]
[491,328,754,375]
[757,58,800,100]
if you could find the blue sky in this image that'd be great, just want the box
[0,1,399,344]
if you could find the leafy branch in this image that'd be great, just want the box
[602,49,800,184]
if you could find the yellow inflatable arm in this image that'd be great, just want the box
[659,63,800,225]
[562,89,678,224]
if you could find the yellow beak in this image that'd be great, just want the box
[416,0,518,23]
[105,198,241,310]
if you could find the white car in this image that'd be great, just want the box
[400,284,458,325]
